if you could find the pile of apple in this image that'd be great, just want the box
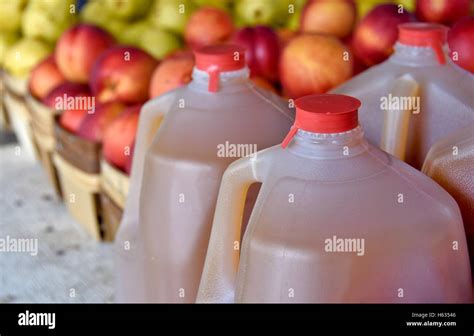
[28,24,155,175]
[279,0,474,98]
[0,0,77,79]
[5,0,474,176]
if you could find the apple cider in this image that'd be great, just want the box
[115,45,293,302]
[423,125,474,273]
[197,94,472,303]
[332,23,474,169]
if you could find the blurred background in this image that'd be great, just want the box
[0,0,473,303]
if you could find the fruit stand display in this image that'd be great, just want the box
[2,70,38,161]
[0,0,473,244]
[1,0,76,160]
[26,93,62,196]
[100,160,130,241]
[53,113,102,239]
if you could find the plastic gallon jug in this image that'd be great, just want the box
[332,23,474,169]
[115,44,294,302]
[197,94,472,303]
[422,125,474,272]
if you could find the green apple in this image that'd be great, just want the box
[119,20,152,45]
[192,0,232,11]
[395,0,416,13]
[286,0,306,31]
[0,32,20,67]
[149,0,197,35]
[22,1,77,43]
[29,0,75,20]
[80,1,114,27]
[80,1,128,40]
[235,0,289,27]
[104,19,130,42]
[0,0,28,33]
[104,0,153,20]
[138,28,182,60]
[3,38,52,78]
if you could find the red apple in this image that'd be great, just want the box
[76,101,126,142]
[185,7,234,49]
[149,52,195,98]
[416,0,470,25]
[90,46,158,104]
[43,82,94,133]
[124,140,135,175]
[232,26,280,82]
[344,34,369,75]
[55,24,115,83]
[301,0,356,38]
[448,16,474,73]
[279,34,353,98]
[352,4,415,66]
[59,109,90,133]
[103,104,141,172]
[43,82,92,109]
[28,56,66,100]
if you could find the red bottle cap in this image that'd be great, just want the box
[398,23,448,65]
[194,44,246,92]
[281,94,361,148]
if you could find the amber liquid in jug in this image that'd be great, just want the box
[423,125,474,272]
[198,94,472,303]
[332,23,474,169]
[115,45,294,302]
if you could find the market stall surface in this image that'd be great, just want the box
[0,139,114,303]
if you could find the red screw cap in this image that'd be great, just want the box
[398,23,448,64]
[281,94,361,148]
[194,44,246,92]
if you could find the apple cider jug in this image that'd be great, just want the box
[422,125,474,273]
[332,23,474,169]
[197,94,472,303]
[115,44,294,302]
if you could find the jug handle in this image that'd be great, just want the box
[380,74,419,161]
[119,94,173,230]
[197,156,260,303]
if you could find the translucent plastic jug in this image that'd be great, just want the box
[197,94,472,303]
[115,44,294,303]
[332,23,474,169]
[422,125,474,272]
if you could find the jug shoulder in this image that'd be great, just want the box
[252,145,463,226]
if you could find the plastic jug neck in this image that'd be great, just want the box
[188,67,250,93]
[391,23,448,66]
[288,126,368,158]
[281,94,361,149]
[192,44,247,92]
[390,42,449,67]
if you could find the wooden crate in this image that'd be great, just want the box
[100,160,130,209]
[54,118,103,240]
[3,72,39,161]
[100,192,123,242]
[0,72,11,130]
[99,160,130,242]
[26,94,62,198]
[54,116,101,173]
[53,153,102,240]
